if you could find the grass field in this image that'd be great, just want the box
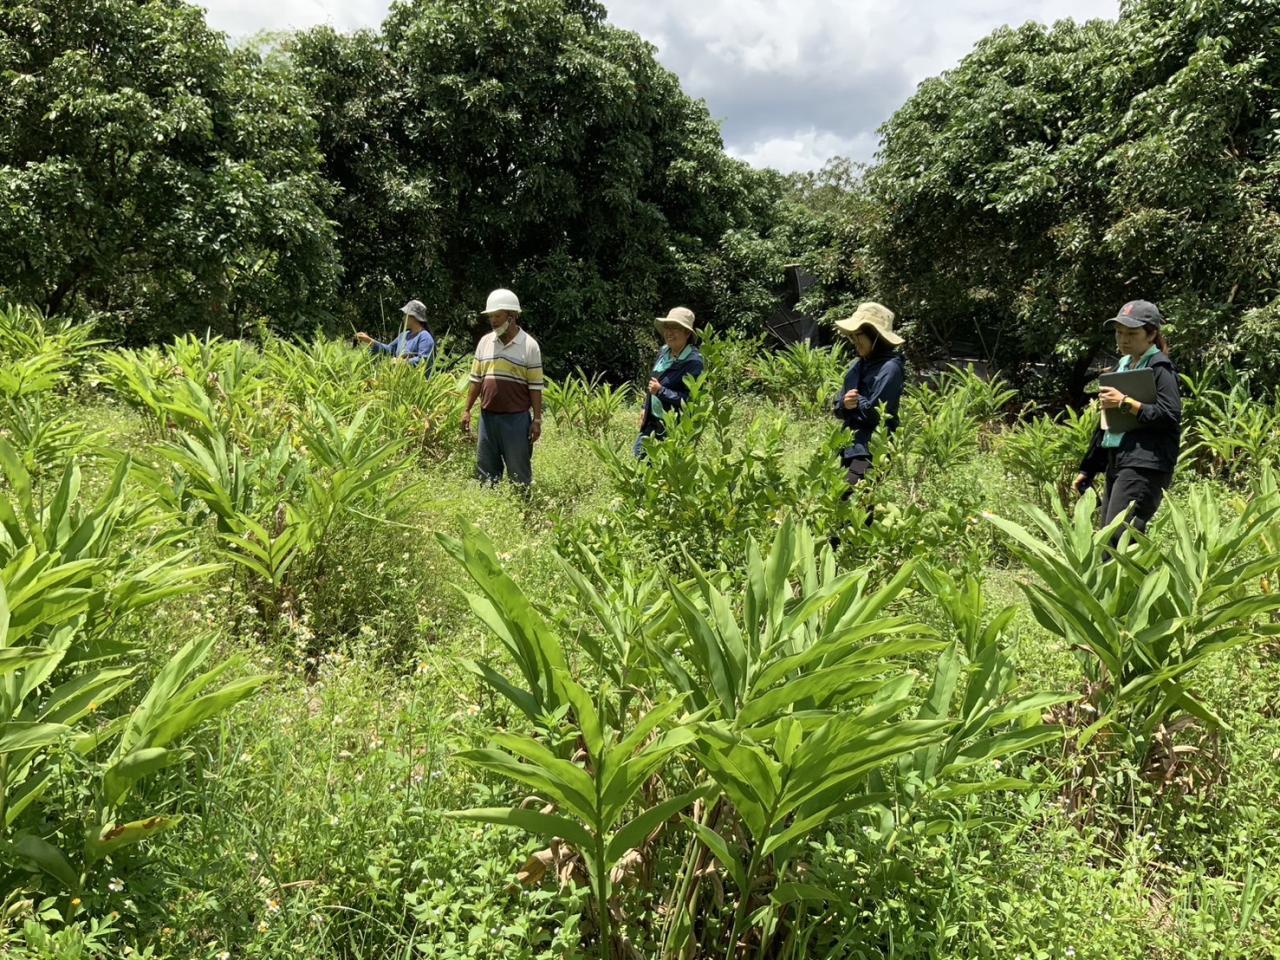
[1,310,1279,959]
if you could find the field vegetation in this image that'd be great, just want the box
[1,303,1279,959]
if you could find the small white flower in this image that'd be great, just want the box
[108,877,124,893]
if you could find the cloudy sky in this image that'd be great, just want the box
[202,0,1119,173]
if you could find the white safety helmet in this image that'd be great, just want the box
[481,288,522,315]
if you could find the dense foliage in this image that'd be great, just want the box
[867,0,1280,394]
[3,0,1279,388]
[2,305,1280,957]
[0,0,339,342]
[289,0,785,374]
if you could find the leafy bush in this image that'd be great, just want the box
[749,340,847,415]
[0,441,265,896]
[694,327,764,400]
[584,378,855,569]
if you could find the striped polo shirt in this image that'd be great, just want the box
[470,327,544,413]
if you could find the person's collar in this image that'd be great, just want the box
[675,344,693,361]
[499,325,521,345]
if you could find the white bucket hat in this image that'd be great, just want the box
[482,288,522,315]
[835,302,904,346]
[655,306,696,336]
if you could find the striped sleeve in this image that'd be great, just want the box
[469,336,486,383]
[525,336,544,391]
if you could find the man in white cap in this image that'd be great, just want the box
[461,288,544,488]
[355,299,435,370]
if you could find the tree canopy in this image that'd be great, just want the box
[2,0,1278,387]
[0,0,339,341]
[290,0,782,373]
[867,0,1280,393]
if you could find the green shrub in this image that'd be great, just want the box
[0,442,265,897]
[582,377,855,569]
[749,340,847,416]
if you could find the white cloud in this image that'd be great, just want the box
[200,0,1122,170]
[199,0,384,36]
[731,129,878,174]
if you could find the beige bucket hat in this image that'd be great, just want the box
[835,302,904,346]
[655,306,696,335]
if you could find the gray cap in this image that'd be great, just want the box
[400,300,428,323]
[1104,300,1163,329]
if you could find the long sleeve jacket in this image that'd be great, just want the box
[831,352,906,461]
[1079,350,1181,477]
[639,347,704,437]
[371,328,435,368]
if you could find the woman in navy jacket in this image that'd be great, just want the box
[635,307,704,458]
[832,302,907,490]
[1073,299,1181,538]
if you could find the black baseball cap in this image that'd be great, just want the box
[1104,300,1164,329]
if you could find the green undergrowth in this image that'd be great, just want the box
[2,325,1279,959]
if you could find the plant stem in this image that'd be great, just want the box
[595,832,613,960]
[660,798,719,959]
[726,845,763,960]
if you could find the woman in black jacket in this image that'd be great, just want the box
[1073,300,1181,537]
[634,306,704,458]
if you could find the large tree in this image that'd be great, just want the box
[291,0,784,375]
[0,0,339,341]
[867,0,1280,394]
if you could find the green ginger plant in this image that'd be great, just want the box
[545,368,632,440]
[1181,373,1280,484]
[0,440,265,894]
[987,487,1280,802]
[998,405,1100,505]
[0,305,103,483]
[749,340,847,416]
[139,403,411,642]
[443,518,1067,959]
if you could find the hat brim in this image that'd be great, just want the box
[1104,316,1147,329]
[835,319,904,346]
[655,318,696,335]
[481,307,521,315]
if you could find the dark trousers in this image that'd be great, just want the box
[476,410,533,487]
[1102,459,1171,540]
[832,456,874,540]
[844,456,872,489]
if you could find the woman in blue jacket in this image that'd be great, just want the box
[634,306,704,458]
[832,302,906,493]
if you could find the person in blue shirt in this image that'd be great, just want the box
[831,301,906,511]
[634,306,704,458]
[356,300,435,370]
